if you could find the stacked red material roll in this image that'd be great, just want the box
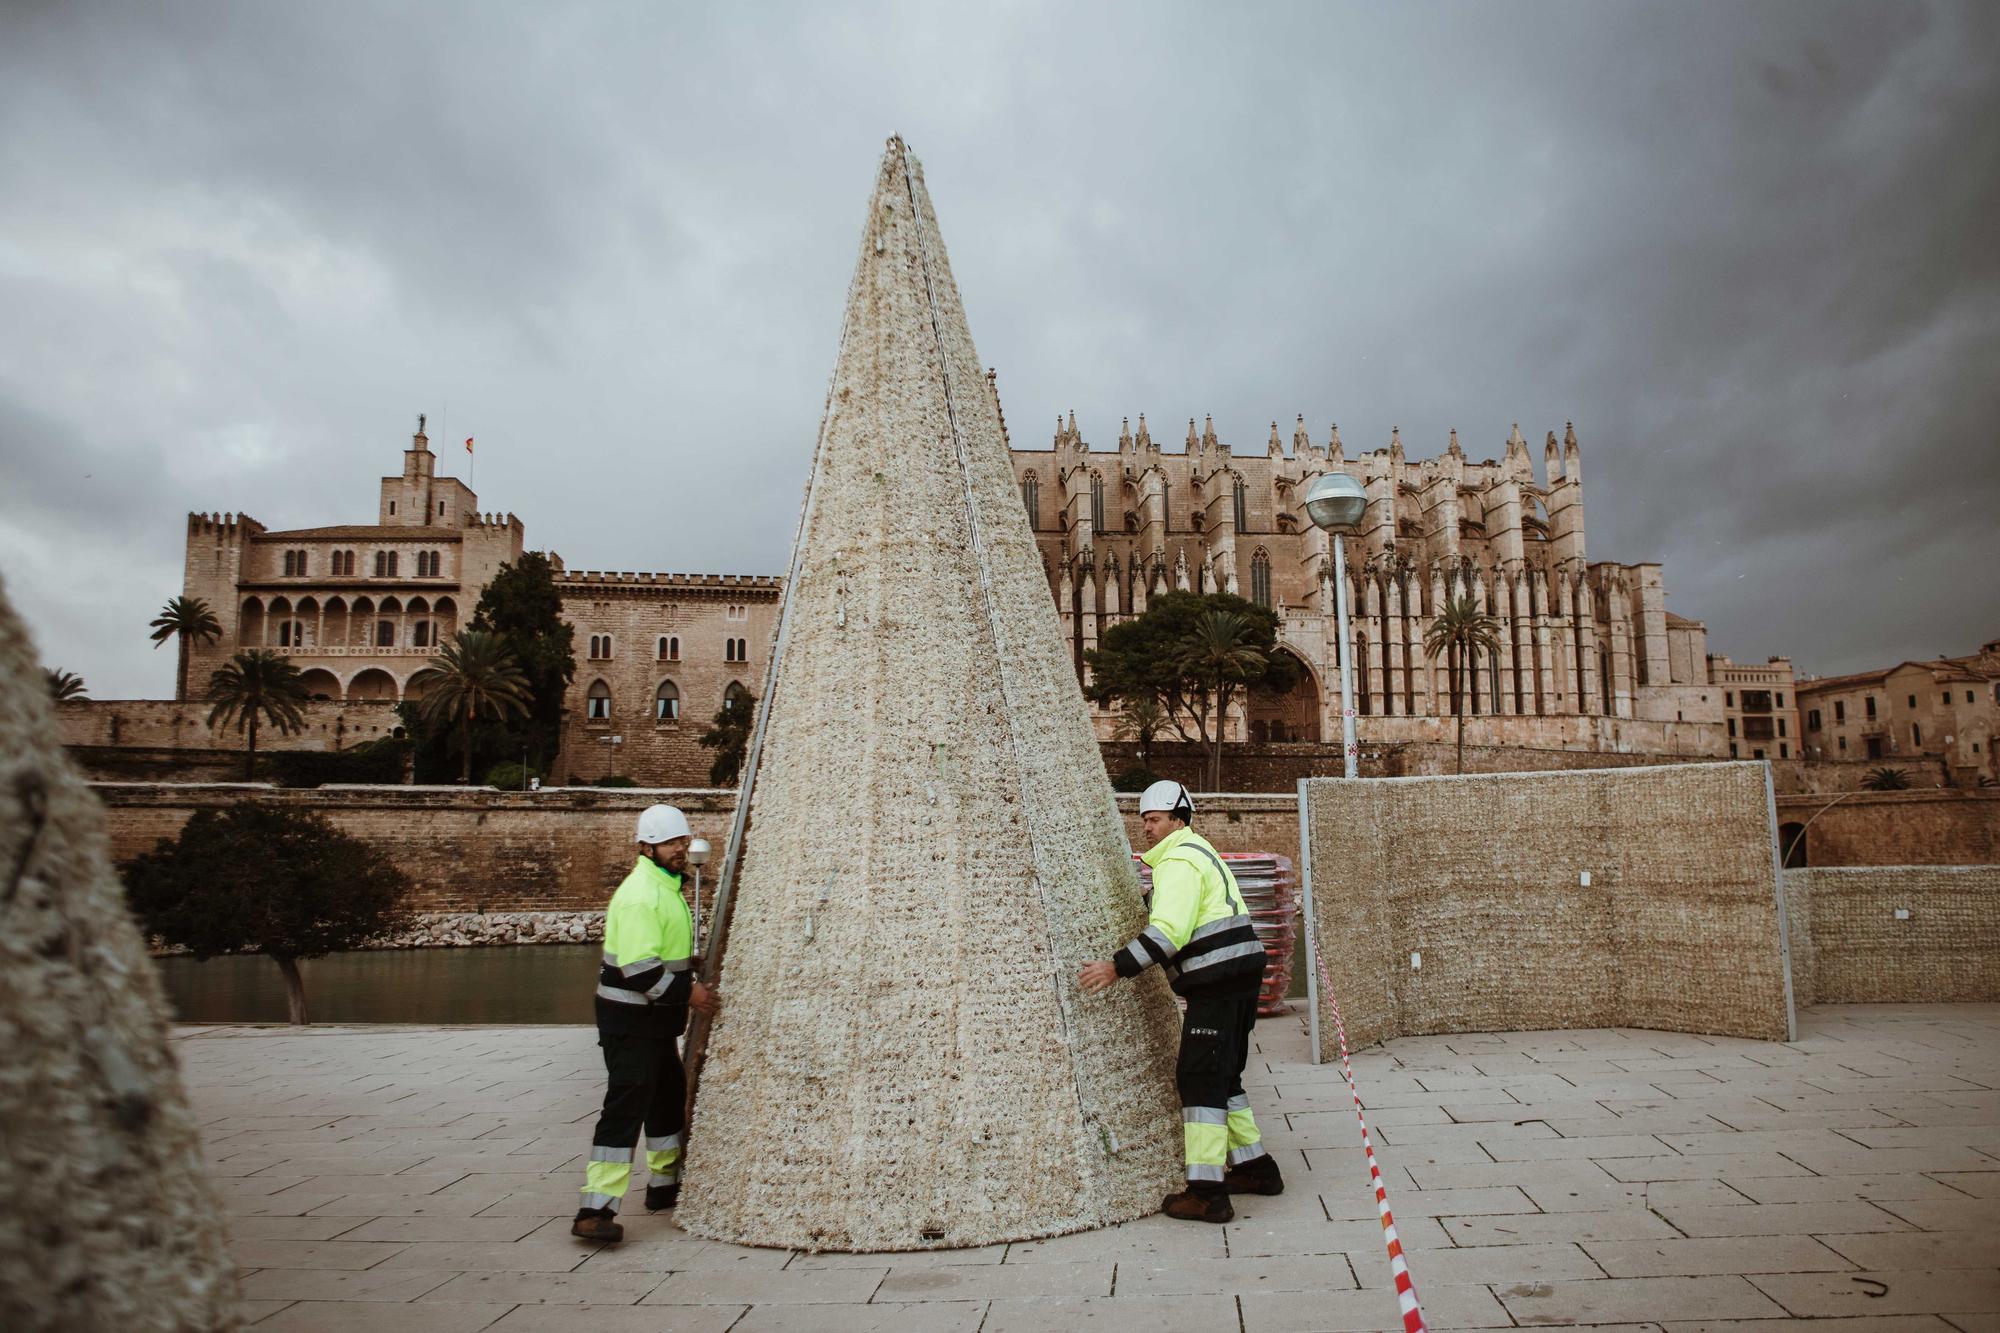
[1132,852,1298,1015]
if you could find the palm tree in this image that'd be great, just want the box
[43,667,88,702]
[1423,593,1505,775]
[407,630,533,784]
[150,596,224,702]
[206,650,310,779]
[1111,694,1168,771]
[1178,609,1269,792]
[1862,766,1912,792]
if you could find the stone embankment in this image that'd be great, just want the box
[370,910,602,949]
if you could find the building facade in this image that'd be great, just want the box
[1796,638,2000,781]
[1010,410,1724,755]
[1706,655,1800,760]
[176,409,1738,782]
[182,419,774,784]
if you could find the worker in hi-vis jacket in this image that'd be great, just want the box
[572,804,720,1243]
[1080,780,1284,1223]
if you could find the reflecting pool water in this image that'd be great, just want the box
[155,945,600,1025]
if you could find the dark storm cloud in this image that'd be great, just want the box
[1,0,1993,694]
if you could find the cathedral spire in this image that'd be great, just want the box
[1291,414,1310,457]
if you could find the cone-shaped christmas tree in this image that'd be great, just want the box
[679,139,1183,1252]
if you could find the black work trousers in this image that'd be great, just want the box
[1174,989,1267,1190]
[580,1031,685,1212]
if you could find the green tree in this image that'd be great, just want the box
[122,804,411,1024]
[1423,593,1505,774]
[206,649,310,779]
[43,667,88,701]
[1862,766,1912,791]
[149,595,223,703]
[407,630,534,784]
[1086,591,1297,792]
[1110,693,1168,770]
[467,551,576,773]
[698,683,756,786]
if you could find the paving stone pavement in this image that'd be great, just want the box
[180,1003,2000,1330]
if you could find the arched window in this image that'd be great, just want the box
[376,620,395,647]
[587,679,612,720]
[1090,475,1106,535]
[725,637,747,663]
[1251,551,1272,608]
[1021,472,1039,530]
[658,635,680,661]
[1233,478,1249,533]
[588,634,614,661]
[282,550,295,577]
[654,680,681,722]
[723,681,752,713]
[375,550,400,577]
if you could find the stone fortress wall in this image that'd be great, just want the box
[95,780,1996,915]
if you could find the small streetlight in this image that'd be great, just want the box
[1303,471,1368,779]
[686,837,713,951]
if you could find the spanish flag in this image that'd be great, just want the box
[465,437,474,454]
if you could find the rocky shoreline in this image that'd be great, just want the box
[367,910,603,949]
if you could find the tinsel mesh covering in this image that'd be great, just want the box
[678,140,1183,1252]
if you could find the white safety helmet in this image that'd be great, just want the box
[634,803,692,846]
[1138,780,1194,822]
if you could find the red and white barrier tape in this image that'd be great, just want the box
[1309,938,1427,1333]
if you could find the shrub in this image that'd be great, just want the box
[484,760,542,790]
[269,737,410,787]
[1112,765,1161,793]
[122,804,411,1023]
[594,774,639,788]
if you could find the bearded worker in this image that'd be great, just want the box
[572,803,720,1243]
[1079,780,1284,1223]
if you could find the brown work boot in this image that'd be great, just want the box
[1161,1187,1233,1224]
[1224,1153,1285,1196]
[570,1207,623,1243]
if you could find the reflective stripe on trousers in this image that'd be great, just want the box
[1226,1092,1266,1165]
[1183,1105,1228,1182]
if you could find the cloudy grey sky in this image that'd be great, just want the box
[3,0,1995,697]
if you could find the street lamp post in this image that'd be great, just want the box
[1303,472,1369,779]
[686,837,713,951]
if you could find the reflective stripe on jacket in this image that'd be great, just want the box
[1114,827,1265,996]
[595,856,695,1010]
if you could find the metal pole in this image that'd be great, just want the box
[1333,532,1359,779]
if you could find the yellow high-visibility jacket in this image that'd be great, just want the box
[1114,827,1265,996]
[594,855,695,1034]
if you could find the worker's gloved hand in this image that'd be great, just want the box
[1078,961,1119,995]
[689,981,721,1017]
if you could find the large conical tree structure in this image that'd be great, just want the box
[0,573,241,1330]
[680,139,1183,1252]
